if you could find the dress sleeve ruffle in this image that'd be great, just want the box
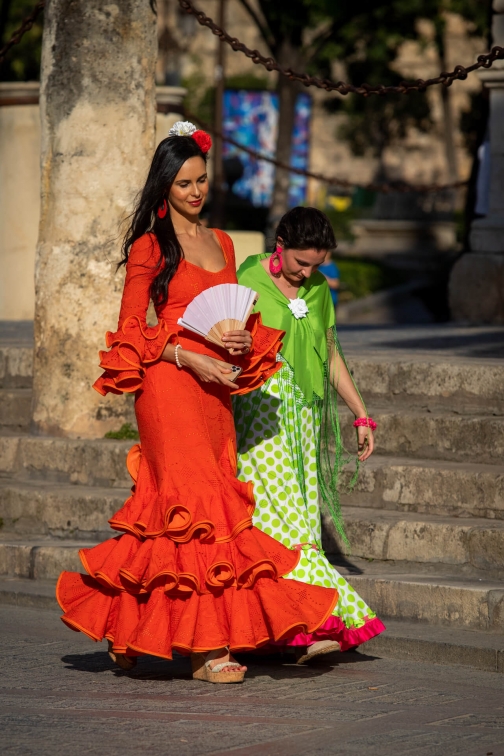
[93,315,174,396]
[230,312,285,396]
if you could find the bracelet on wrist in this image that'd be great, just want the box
[353,417,377,431]
[174,343,183,370]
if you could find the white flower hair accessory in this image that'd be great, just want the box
[169,121,197,137]
[288,298,309,319]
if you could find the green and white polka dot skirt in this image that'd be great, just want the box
[233,359,380,640]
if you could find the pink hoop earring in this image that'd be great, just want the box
[269,245,283,276]
[157,198,168,219]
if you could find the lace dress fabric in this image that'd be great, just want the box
[56,230,339,658]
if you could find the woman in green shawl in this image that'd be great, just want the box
[231,207,385,662]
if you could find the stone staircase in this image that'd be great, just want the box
[1,322,503,672]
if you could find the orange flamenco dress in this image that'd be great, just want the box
[57,230,339,659]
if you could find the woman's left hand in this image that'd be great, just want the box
[357,426,374,462]
[221,329,252,356]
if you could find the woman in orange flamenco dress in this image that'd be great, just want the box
[57,122,339,683]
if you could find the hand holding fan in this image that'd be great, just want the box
[177,283,259,348]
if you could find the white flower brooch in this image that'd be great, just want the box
[288,298,309,319]
[168,120,197,137]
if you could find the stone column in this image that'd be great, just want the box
[449,0,504,322]
[32,0,157,437]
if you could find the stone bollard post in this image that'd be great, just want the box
[32,0,157,437]
[449,0,504,322]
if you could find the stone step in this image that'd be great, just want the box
[0,345,32,389]
[2,477,503,579]
[363,618,504,674]
[0,536,94,580]
[341,410,504,465]
[0,479,126,539]
[0,537,502,634]
[0,578,502,674]
[327,507,504,579]
[0,389,31,430]
[341,455,504,520]
[0,433,132,487]
[0,576,59,609]
[3,328,503,413]
[347,356,504,415]
[334,557,504,634]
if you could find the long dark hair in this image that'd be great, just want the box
[275,207,336,251]
[120,136,207,305]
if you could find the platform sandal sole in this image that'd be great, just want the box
[191,653,245,684]
[296,641,341,665]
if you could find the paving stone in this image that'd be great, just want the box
[1,604,504,756]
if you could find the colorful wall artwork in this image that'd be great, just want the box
[222,90,312,208]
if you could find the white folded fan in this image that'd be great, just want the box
[177,283,259,348]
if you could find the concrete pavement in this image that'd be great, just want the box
[1,605,503,756]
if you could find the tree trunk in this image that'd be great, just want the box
[268,39,300,236]
[32,0,157,437]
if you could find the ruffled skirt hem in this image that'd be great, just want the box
[263,615,386,652]
[56,568,339,659]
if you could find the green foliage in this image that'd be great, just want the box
[244,0,492,159]
[104,423,140,441]
[336,259,399,300]
[226,73,270,91]
[321,0,492,157]
[183,70,270,129]
[0,0,43,82]
[323,206,356,243]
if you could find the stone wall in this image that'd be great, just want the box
[0,84,41,321]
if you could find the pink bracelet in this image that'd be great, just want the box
[353,417,377,431]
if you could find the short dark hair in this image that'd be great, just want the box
[275,207,336,251]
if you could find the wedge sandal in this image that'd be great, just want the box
[295,640,341,664]
[191,649,245,684]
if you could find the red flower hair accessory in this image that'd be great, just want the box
[192,129,212,154]
[168,121,212,153]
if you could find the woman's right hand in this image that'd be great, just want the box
[180,351,237,388]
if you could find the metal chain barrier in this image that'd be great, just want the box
[178,0,504,96]
[0,1,45,65]
[187,111,467,194]
[0,0,476,192]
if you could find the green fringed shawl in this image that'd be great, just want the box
[237,253,335,406]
